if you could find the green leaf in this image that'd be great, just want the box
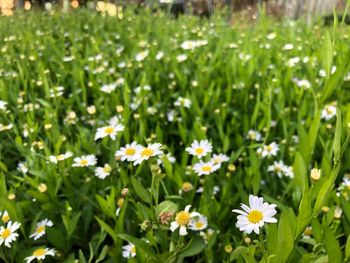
[345,235,350,260]
[178,238,206,259]
[95,245,109,263]
[95,216,117,243]
[324,226,342,263]
[155,200,177,218]
[131,177,151,203]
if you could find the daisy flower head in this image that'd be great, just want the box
[321,105,336,120]
[0,221,21,248]
[186,139,212,158]
[267,161,287,178]
[94,121,125,141]
[174,97,192,108]
[94,164,112,179]
[189,214,208,231]
[211,153,229,165]
[115,141,141,162]
[131,143,163,166]
[25,247,56,263]
[122,242,136,258]
[49,151,73,163]
[72,154,97,167]
[0,100,8,111]
[257,142,279,158]
[232,195,277,235]
[247,130,262,141]
[170,205,201,236]
[193,161,220,176]
[101,83,117,93]
[30,219,53,240]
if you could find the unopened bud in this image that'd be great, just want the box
[121,188,129,197]
[225,244,233,253]
[310,168,321,181]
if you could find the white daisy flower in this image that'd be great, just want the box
[232,195,277,234]
[247,130,262,142]
[267,161,287,178]
[283,166,294,178]
[101,83,117,93]
[49,151,73,163]
[122,243,136,258]
[193,161,220,176]
[30,219,53,240]
[176,54,188,63]
[321,105,336,120]
[131,143,163,166]
[115,141,141,162]
[0,221,21,248]
[185,139,212,158]
[135,50,149,62]
[94,164,112,179]
[174,97,192,108]
[189,214,208,231]
[211,153,229,165]
[170,205,201,236]
[72,154,97,167]
[25,247,56,263]
[94,122,125,141]
[17,162,28,174]
[257,142,279,158]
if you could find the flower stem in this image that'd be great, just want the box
[259,232,268,263]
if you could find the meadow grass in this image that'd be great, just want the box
[0,8,350,262]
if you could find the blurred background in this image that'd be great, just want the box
[0,0,348,21]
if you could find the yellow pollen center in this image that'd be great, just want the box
[195,147,204,155]
[250,133,256,139]
[201,166,212,172]
[195,222,204,229]
[176,211,190,226]
[56,154,65,161]
[274,166,282,173]
[104,127,114,134]
[80,159,88,166]
[247,210,263,224]
[103,165,112,173]
[1,229,11,239]
[266,145,273,152]
[125,148,136,156]
[33,248,46,257]
[131,246,136,254]
[36,225,45,234]
[141,148,153,157]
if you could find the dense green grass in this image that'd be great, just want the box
[1,8,350,262]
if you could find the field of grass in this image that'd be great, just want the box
[1,8,350,262]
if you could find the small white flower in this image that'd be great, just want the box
[176,54,188,63]
[49,151,73,163]
[321,105,336,120]
[115,141,141,162]
[156,51,164,60]
[17,162,28,174]
[211,154,229,165]
[135,50,149,62]
[267,161,287,178]
[257,142,279,158]
[189,214,208,231]
[170,205,201,236]
[174,97,192,108]
[94,118,125,141]
[0,221,21,248]
[122,243,136,258]
[247,130,262,142]
[283,43,294,50]
[0,100,8,111]
[25,247,56,263]
[30,219,53,240]
[232,195,277,234]
[94,164,112,179]
[186,139,212,158]
[72,154,97,167]
[193,161,220,176]
[101,83,117,93]
[131,143,163,166]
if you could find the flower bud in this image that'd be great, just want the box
[310,168,321,181]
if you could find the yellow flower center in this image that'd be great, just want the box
[274,166,282,173]
[125,148,136,156]
[247,210,263,224]
[103,164,112,173]
[80,159,88,166]
[1,229,11,239]
[182,182,193,192]
[266,145,273,152]
[104,126,114,134]
[36,225,45,234]
[195,147,204,155]
[303,228,312,236]
[249,133,256,140]
[195,222,204,229]
[56,154,65,161]
[1,215,10,223]
[201,165,212,172]
[176,211,191,226]
[141,148,153,157]
[131,246,136,254]
[33,248,46,257]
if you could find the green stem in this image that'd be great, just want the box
[259,232,268,263]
